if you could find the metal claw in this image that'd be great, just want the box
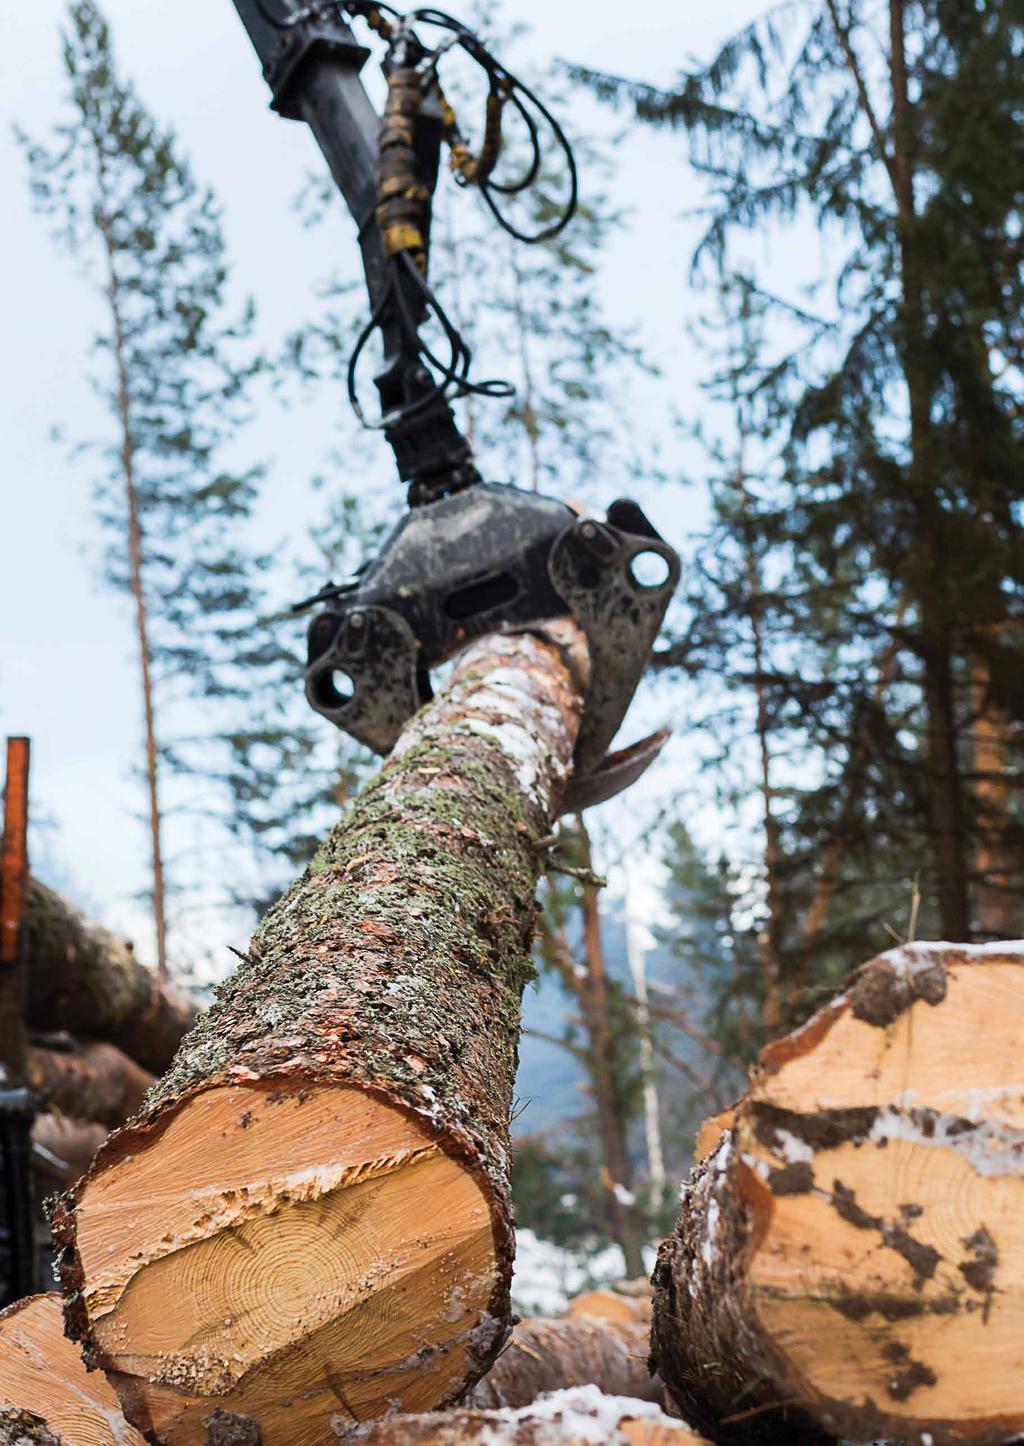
[560,726,671,814]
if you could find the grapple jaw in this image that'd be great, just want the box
[303,484,680,809]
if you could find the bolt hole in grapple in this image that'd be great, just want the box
[231,0,681,809]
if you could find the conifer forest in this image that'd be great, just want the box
[2,2,1024,1443]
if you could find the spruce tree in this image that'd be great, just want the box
[22,1,266,971]
[580,2,1024,961]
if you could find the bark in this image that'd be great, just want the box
[51,625,587,1446]
[464,1316,659,1410]
[970,651,1014,936]
[0,1294,146,1446]
[334,1387,709,1445]
[921,632,970,939]
[652,941,1024,1446]
[97,207,168,978]
[576,825,647,1277]
[26,1041,153,1127]
[22,878,197,1074]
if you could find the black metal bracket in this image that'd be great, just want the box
[304,488,680,802]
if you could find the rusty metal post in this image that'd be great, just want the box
[0,737,36,1303]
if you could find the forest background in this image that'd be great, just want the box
[4,0,1022,1283]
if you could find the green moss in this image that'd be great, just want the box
[148,726,548,1133]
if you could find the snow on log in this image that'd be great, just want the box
[335,1385,709,1444]
[0,1293,146,1446]
[651,940,1024,1446]
[23,880,197,1073]
[463,1315,659,1410]
[26,1041,153,1127]
[51,624,587,1446]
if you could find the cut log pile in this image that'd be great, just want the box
[651,941,1024,1446]
[7,627,1024,1446]
[0,1293,145,1446]
[334,1386,709,1444]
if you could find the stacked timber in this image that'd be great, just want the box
[0,1293,146,1446]
[49,626,589,1445]
[23,879,197,1074]
[336,1386,710,1445]
[651,940,1024,1446]
[464,1314,659,1410]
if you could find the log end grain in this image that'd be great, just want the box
[653,942,1024,1446]
[58,1083,504,1445]
[0,1293,146,1446]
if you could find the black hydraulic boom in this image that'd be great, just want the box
[229,1,681,808]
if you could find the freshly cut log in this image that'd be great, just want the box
[566,1282,652,1325]
[0,1294,146,1446]
[651,941,1024,1446]
[335,1386,710,1444]
[32,1114,107,1184]
[26,1041,153,1127]
[51,626,587,1446]
[464,1315,658,1409]
[24,880,197,1073]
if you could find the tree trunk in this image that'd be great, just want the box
[0,1294,146,1446]
[576,824,647,1278]
[333,1387,709,1445]
[464,1316,659,1410]
[51,625,587,1446]
[652,941,1024,1446]
[97,206,169,978]
[971,651,1014,936]
[25,1041,153,1127]
[920,632,970,939]
[22,879,197,1074]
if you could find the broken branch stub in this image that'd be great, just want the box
[652,941,1024,1446]
[51,625,587,1446]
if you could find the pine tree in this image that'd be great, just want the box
[579,2,1024,962]
[21,1,268,972]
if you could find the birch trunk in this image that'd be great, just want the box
[652,941,1024,1446]
[51,625,586,1446]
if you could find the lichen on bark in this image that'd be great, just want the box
[51,625,587,1417]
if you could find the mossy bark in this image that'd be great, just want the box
[50,625,586,1434]
[23,880,197,1073]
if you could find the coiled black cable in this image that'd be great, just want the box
[252,0,578,433]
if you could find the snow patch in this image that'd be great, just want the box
[870,1106,1024,1177]
[511,1229,657,1317]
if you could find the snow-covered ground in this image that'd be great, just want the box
[510,1229,658,1317]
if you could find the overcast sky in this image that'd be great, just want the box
[2,0,769,969]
